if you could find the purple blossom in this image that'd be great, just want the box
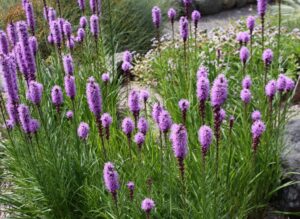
[28,81,43,105]
[285,77,295,92]
[178,99,190,112]
[77,122,90,140]
[196,76,210,101]
[170,124,188,159]
[77,28,86,42]
[247,16,256,33]
[240,46,249,64]
[66,110,74,120]
[137,117,148,135]
[51,85,63,107]
[152,103,163,124]
[18,104,32,133]
[152,6,161,29]
[5,120,15,130]
[64,75,76,100]
[78,0,85,11]
[251,110,262,122]
[6,103,19,124]
[134,132,145,149]
[168,8,176,24]
[140,90,150,102]
[86,77,102,118]
[257,0,267,16]
[123,50,132,63]
[236,32,244,43]
[242,75,252,89]
[29,119,39,134]
[127,181,135,201]
[63,20,72,40]
[159,110,172,133]
[211,74,228,107]
[66,36,75,50]
[128,90,141,118]
[191,10,201,28]
[179,16,189,42]
[198,125,213,157]
[197,66,208,79]
[80,16,88,29]
[220,108,226,122]
[122,117,134,136]
[6,22,18,47]
[48,8,57,22]
[265,80,277,99]
[29,36,38,56]
[251,120,266,139]
[90,15,99,39]
[47,35,54,44]
[240,89,252,104]
[0,30,9,55]
[121,61,132,73]
[101,113,112,128]
[63,54,74,75]
[101,73,110,83]
[103,162,120,194]
[141,198,155,213]
[50,20,63,47]
[262,49,273,66]
[277,74,287,92]
[25,2,35,34]
[236,32,250,44]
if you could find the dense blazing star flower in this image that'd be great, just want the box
[236,32,243,44]
[140,90,150,103]
[57,18,65,32]
[90,15,99,39]
[247,16,256,33]
[191,10,201,28]
[66,36,76,50]
[285,77,295,92]
[28,81,43,105]
[196,76,210,101]
[265,80,277,100]
[168,8,176,24]
[242,32,250,44]
[22,0,29,9]
[257,0,267,17]
[138,117,148,135]
[128,90,141,119]
[101,113,112,140]
[183,0,192,6]
[77,122,90,140]
[251,120,266,152]
[80,16,88,29]
[262,49,273,66]
[63,54,74,75]
[121,61,132,74]
[6,22,18,47]
[63,20,72,40]
[64,75,76,100]
[6,103,19,124]
[134,132,145,150]
[240,88,252,104]
[0,56,19,104]
[0,30,9,55]
[5,120,15,130]
[47,34,54,44]
[66,110,74,120]
[51,85,63,109]
[220,108,226,122]
[15,43,28,78]
[277,74,287,92]
[197,66,208,79]
[50,20,63,47]
[101,73,110,83]
[127,181,135,201]
[123,50,132,63]
[18,104,32,133]
[48,7,57,22]
[152,6,161,29]
[198,125,213,157]
[152,103,163,124]
[122,117,134,136]
[170,124,188,159]
[178,99,190,112]
[240,46,249,64]
[103,162,120,195]
[78,0,85,11]
[211,74,228,107]
[251,110,262,122]
[242,75,252,89]
[29,36,38,56]
[86,77,102,118]
[77,28,86,42]
[141,198,155,214]
[159,110,172,133]
[89,0,100,14]
[29,119,40,134]
[25,2,35,34]
[179,16,189,42]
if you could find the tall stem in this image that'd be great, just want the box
[107,0,115,78]
[261,15,265,53]
[277,0,281,67]
[56,0,62,17]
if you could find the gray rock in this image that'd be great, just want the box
[194,0,223,15]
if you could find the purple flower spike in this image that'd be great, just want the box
[197,66,208,79]
[25,2,35,35]
[6,103,19,125]
[128,90,141,121]
[50,20,63,47]
[263,49,273,66]
[51,85,63,111]
[78,0,85,11]
[66,110,74,120]
[123,50,132,63]
[251,110,262,122]
[77,122,90,140]
[277,74,287,92]
[196,76,210,101]
[240,46,249,64]
[265,80,277,100]
[29,119,40,134]
[134,132,145,151]
[64,75,76,100]
[0,31,9,55]
[122,117,134,137]
[198,125,213,158]
[247,16,256,33]
[178,99,190,112]
[63,20,72,40]
[140,90,150,102]
[183,0,192,7]
[152,103,163,124]
[18,104,31,134]
[77,28,86,43]
[103,162,120,198]
[179,16,189,42]
[121,61,132,74]
[242,32,250,44]
[101,113,112,140]
[28,81,43,105]
[251,120,266,153]
[137,117,148,135]
[211,74,228,107]
[80,16,88,29]
[6,22,18,47]
[90,15,99,39]
[168,8,176,24]
[242,75,252,89]
[240,89,252,104]
[48,8,57,22]
[63,54,74,75]
[152,6,161,29]
[285,77,295,92]
[89,0,98,14]
[101,73,110,83]
[220,108,226,122]
[29,36,38,56]
[141,198,155,214]
[127,181,135,201]
[159,110,172,133]
[5,120,15,130]
[191,10,201,28]
[86,77,102,118]
[257,0,267,17]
